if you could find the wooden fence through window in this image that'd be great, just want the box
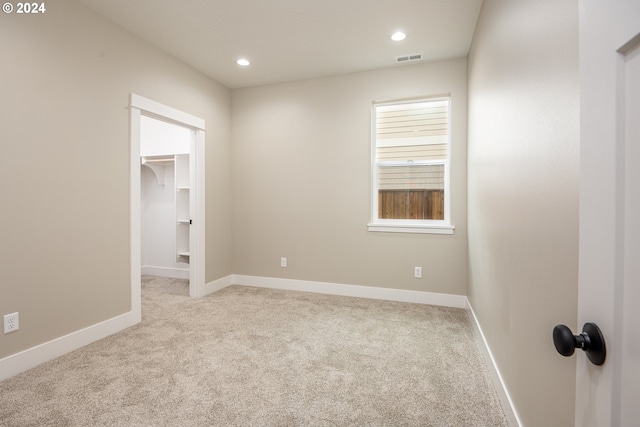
[378,190,444,220]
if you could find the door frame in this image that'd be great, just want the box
[129,93,206,314]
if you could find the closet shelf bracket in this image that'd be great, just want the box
[141,156,174,186]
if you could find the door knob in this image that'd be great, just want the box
[553,322,606,366]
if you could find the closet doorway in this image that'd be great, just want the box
[129,94,205,316]
[140,116,192,283]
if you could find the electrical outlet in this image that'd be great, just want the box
[414,267,422,278]
[4,312,19,334]
[281,257,287,268]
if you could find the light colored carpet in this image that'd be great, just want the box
[0,276,509,426]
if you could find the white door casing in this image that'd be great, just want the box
[129,94,206,304]
[577,1,640,426]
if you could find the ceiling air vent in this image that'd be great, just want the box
[395,53,423,64]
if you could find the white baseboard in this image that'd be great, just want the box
[232,275,467,308]
[196,274,233,298]
[141,265,189,279]
[0,310,139,382]
[466,299,522,427]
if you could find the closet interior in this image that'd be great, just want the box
[140,115,193,284]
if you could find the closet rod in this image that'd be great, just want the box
[143,158,175,163]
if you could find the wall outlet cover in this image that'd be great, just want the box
[4,312,19,334]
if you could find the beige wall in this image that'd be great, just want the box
[0,0,231,359]
[232,59,468,294]
[467,0,579,425]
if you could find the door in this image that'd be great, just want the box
[577,1,640,425]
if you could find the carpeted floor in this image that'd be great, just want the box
[0,276,509,426]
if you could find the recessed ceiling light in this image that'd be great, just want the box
[391,31,406,42]
[236,58,250,67]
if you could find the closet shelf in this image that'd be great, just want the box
[178,251,190,257]
[177,186,190,191]
[141,155,174,164]
[177,219,190,224]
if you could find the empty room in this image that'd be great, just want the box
[1,0,638,425]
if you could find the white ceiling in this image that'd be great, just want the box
[75,0,483,89]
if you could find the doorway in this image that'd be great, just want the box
[129,94,205,319]
[140,116,192,285]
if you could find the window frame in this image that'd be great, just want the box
[368,96,455,235]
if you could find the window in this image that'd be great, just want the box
[369,97,454,234]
